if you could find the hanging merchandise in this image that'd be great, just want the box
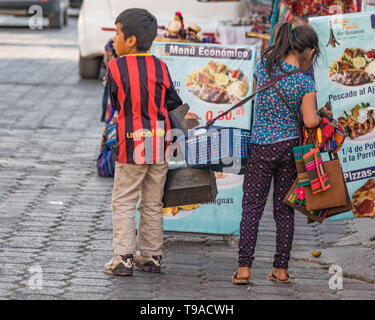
[278,83,351,223]
[96,116,118,178]
[304,153,349,211]
[303,102,346,153]
[283,178,327,223]
[293,144,315,186]
[302,148,331,195]
[96,148,115,178]
[284,147,352,223]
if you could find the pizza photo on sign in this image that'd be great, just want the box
[186,61,249,104]
[352,179,375,218]
[328,48,375,87]
[338,102,375,142]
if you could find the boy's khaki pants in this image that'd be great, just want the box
[112,161,168,259]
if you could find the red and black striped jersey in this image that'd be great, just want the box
[108,54,182,164]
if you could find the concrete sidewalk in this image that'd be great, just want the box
[293,218,375,287]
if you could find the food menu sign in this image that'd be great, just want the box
[310,12,375,220]
[153,43,255,125]
[148,42,257,235]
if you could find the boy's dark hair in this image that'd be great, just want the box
[115,8,157,52]
[262,22,320,77]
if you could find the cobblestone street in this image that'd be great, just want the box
[0,17,374,300]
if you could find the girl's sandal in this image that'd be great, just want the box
[267,271,291,283]
[231,271,250,285]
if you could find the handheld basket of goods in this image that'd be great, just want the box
[176,126,251,174]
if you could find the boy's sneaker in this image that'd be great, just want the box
[134,254,162,273]
[104,254,134,276]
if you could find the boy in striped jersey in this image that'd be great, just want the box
[104,8,182,276]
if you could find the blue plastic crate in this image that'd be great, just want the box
[176,126,251,174]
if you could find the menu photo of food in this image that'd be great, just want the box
[328,48,375,87]
[338,102,375,142]
[352,179,375,218]
[186,61,249,104]
[162,204,201,220]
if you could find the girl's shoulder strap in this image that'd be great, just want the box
[258,68,301,92]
